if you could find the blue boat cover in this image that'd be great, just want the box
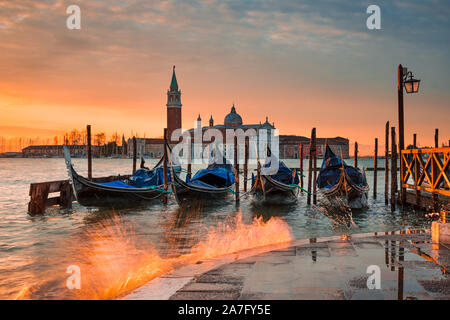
[97,180,137,189]
[263,155,299,185]
[96,161,172,189]
[317,145,367,189]
[188,167,235,188]
[187,152,235,188]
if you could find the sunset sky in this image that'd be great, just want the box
[0,0,449,154]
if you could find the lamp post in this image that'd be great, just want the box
[397,64,420,205]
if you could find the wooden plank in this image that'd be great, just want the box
[401,147,450,154]
[234,135,240,203]
[435,128,439,148]
[132,136,137,174]
[307,128,316,205]
[385,121,389,205]
[403,184,450,197]
[30,180,69,194]
[299,143,304,192]
[391,127,397,212]
[243,138,249,193]
[163,129,168,205]
[373,138,378,199]
[87,124,92,180]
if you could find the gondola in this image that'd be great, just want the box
[63,145,169,207]
[168,144,235,206]
[250,151,300,204]
[317,145,369,209]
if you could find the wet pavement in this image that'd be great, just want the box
[164,230,450,300]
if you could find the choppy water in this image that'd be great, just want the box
[0,158,430,299]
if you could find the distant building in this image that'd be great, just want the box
[126,138,164,158]
[22,145,102,157]
[279,135,349,159]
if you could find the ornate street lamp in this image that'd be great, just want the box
[403,71,421,94]
[397,64,420,205]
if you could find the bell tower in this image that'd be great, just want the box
[167,65,182,142]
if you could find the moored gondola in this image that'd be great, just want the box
[317,145,369,209]
[168,144,235,206]
[250,151,300,205]
[63,146,169,207]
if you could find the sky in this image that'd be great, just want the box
[0,0,449,154]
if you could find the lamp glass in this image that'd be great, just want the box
[404,79,420,93]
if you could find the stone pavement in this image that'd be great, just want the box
[169,230,450,300]
[125,230,450,300]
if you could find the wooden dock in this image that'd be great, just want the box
[400,147,450,211]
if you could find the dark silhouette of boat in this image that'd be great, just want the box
[168,144,235,206]
[251,150,299,204]
[317,145,369,209]
[63,146,169,207]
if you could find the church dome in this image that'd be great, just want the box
[224,105,243,127]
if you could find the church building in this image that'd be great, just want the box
[129,67,349,159]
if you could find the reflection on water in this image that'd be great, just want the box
[0,158,430,299]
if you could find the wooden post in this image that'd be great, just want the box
[28,183,50,216]
[385,121,390,205]
[414,149,421,208]
[413,133,417,148]
[307,128,316,205]
[132,136,137,174]
[163,129,168,205]
[435,128,439,148]
[60,180,73,210]
[187,140,192,181]
[373,138,378,199]
[354,141,358,170]
[391,127,397,212]
[313,139,317,205]
[243,138,249,192]
[234,136,240,203]
[87,125,92,180]
[299,143,304,192]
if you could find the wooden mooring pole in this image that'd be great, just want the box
[299,143,304,192]
[373,138,378,199]
[234,136,240,203]
[187,140,192,181]
[307,128,316,205]
[243,138,249,192]
[87,125,92,180]
[132,136,137,174]
[354,141,358,170]
[313,140,317,205]
[435,128,439,148]
[385,121,390,205]
[163,129,168,205]
[391,127,397,212]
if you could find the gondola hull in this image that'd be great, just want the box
[317,145,369,210]
[170,167,231,206]
[319,171,368,209]
[69,165,165,207]
[251,175,298,205]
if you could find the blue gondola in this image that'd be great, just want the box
[251,150,300,204]
[317,145,369,209]
[63,146,171,207]
[169,144,235,206]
